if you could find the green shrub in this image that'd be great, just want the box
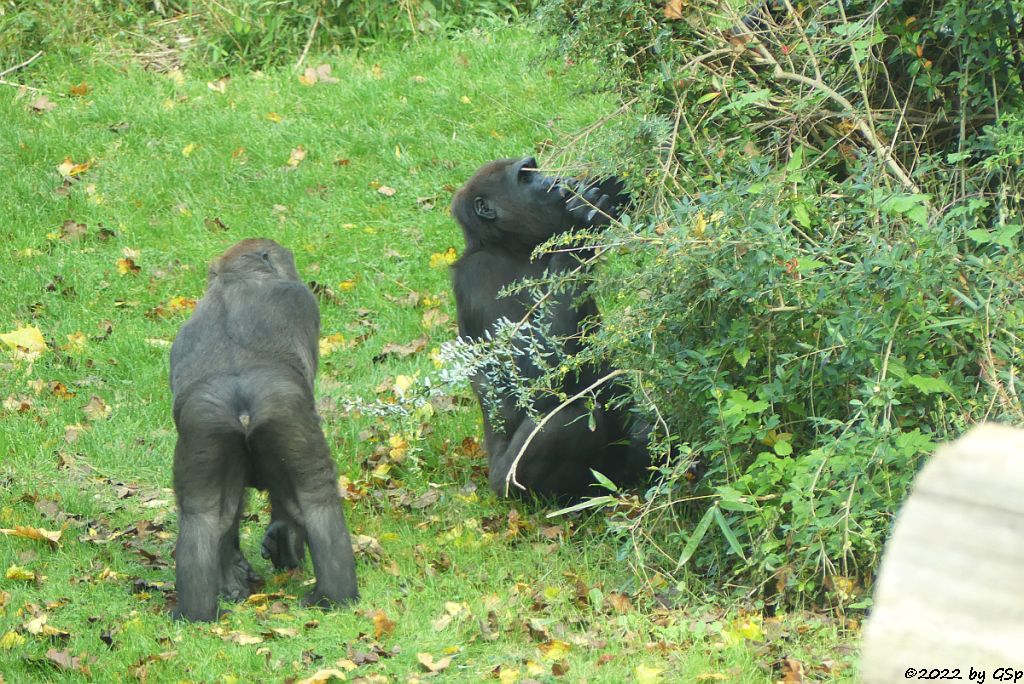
[0,0,540,69]
[533,0,1024,608]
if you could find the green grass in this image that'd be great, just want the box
[0,28,856,682]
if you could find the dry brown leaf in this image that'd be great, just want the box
[378,335,427,358]
[371,610,395,639]
[30,95,56,112]
[59,220,87,240]
[313,64,339,84]
[664,0,684,19]
[83,395,111,421]
[779,657,805,683]
[64,424,87,443]
[417,652,452,673]
[605,592,633,614]
[351,534,385,561]
[299,64,338,86]
[297,669,348,684]
[422,309,450,328]
[377,185,396,197]
[223,631,263,645]
[45,648,90,674]
[288,146,307,168]
[116,257,140,275]
[207,76,229,93]
[69,82,89,97]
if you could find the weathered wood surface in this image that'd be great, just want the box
[862,424,1024,681]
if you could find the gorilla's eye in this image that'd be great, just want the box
[517,166,533,184]
[261,252,271,261]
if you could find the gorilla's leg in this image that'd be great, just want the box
[251,409,358,608]
[261,504,307,570]
[227,520,262,588]
[172,427,247,621]
[219,492,257,602]
[487,402,614,500]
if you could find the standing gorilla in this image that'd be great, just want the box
[170,238,358,621]
[450,157,651,500]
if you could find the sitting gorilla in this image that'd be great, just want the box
[450,156,651,500]
[170,238,358,620]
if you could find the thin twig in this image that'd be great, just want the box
[0,78,44,92]
[504,369,627,495]
[0,51,43,79]
[752,43,922,194]
[296,8,322,70]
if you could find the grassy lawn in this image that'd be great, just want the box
[0,28,856,682]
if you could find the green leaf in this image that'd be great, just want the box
[590,468,619,492]
[992,224,1023,248]
[713,507,747,560]
[966,228,992,244]
[718,498,757,512]
[795,257,827,272]
[905,374,954,395]
[675,506,716,569]
[791,202,811,228]
[880,193,931,227]
[546,495,616,518]
[732,346,751,368]
[773,440,793,456]
[785,145,805,172]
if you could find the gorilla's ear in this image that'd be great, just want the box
[474,196,496,221]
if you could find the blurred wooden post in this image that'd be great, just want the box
[862,424,1024,680]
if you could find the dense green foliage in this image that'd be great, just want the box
[533,0,1024,608]
[0,0,538,68]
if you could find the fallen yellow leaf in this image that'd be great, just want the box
[319,333,347,358]
[636,664,664,684]
[429,247,458,268]
[0,632,25,649]
[0,526,62,546]
[538,639,571,660]
[0,326,47,355]
[56,157,91,177]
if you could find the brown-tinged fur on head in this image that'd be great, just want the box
[206,238,300,287]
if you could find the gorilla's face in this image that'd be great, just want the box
[452,157,574,248]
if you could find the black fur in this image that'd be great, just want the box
[450,157,651,501]
[169,239,358,621]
